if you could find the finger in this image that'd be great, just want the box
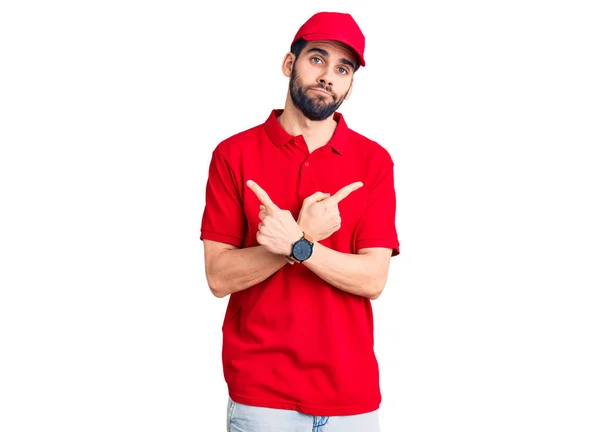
[328,181,364,205]
[246,180,279,211]
[257,231,267,245]
[304,191,331,204]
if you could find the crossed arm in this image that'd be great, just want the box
[304,243,392,299]
[204,179,393,300]
[204,240,392,300]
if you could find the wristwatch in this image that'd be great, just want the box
[289,231,314,263]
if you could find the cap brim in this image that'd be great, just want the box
[300,32,365,67]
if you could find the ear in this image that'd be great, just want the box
[282,53,295,78]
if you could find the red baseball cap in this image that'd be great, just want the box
[291,12,366,68]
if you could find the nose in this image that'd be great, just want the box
[318,68,334,88]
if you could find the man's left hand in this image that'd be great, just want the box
[246,180,304,257]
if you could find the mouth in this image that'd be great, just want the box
[310,88,331,96]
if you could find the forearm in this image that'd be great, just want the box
[210,245,288,297]
[303,242,383,299]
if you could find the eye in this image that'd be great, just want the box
[310,57,323,64]
[338,67,348,75]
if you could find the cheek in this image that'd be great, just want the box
[295,64,320,83]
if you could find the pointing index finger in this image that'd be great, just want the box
[246,180,279,211]
[328,181,364,205]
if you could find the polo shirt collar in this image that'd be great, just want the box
[264,109,347,155]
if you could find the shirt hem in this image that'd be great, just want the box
[355,238,400,256]
[200,230,244,247]
[228,390,381,416]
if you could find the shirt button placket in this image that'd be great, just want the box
[299,157,313,199]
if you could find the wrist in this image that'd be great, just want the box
[296,218,305,234]
[290,225,304,246]
[288,231,314,264]
[295,220,312,242]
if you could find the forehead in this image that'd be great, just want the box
[303,40,358,64]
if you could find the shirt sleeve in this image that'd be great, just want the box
[354,157,400,256]
[200,149,247,247]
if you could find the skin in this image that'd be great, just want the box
[278,40,356,153]
[204,40,393,300]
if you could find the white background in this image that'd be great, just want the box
[1,0,599,431]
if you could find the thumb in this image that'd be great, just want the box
[305,191,331,203]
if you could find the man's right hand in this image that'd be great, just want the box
[294,181,364,242]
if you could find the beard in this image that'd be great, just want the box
[289,64,349,121]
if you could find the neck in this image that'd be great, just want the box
[277,94,338,152]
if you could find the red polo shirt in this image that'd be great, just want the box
[200,109,400,416]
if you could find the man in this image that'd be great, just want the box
[200,11,400,431]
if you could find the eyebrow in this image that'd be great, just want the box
[306,47,356,69]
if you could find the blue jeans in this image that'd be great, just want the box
[226,397,381,432]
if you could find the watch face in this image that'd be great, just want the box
[292,239,312,260]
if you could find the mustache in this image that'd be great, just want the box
[311,84,333,94]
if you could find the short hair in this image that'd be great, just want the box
[290,37,358,72]
[290,37,309,59]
